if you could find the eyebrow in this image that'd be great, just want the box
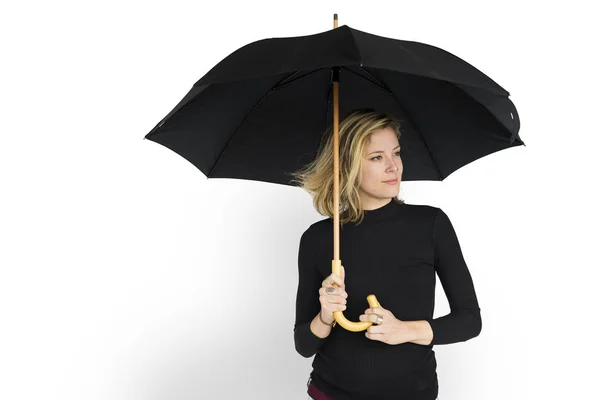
[369,145,400,155]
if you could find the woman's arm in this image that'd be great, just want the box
[424,208,482,346]
[294,227,331,358]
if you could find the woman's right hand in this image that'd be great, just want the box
[319,266,347,324]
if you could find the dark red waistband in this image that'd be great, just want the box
[307,382,335,400]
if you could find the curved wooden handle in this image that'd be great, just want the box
[331,259,381,332]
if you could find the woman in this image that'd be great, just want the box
[290,109,482,400]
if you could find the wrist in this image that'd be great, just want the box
[408,320,434,345]
[319,311,335,327]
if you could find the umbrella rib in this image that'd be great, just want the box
[273,68,324,90]
[340,66,386,91]
[357,66,443,180]
[207,70,313,178]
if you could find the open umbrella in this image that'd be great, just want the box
[143,14,524,332]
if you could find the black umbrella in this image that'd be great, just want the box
[144,14,524,332]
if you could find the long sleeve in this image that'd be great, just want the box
[293,227,330,358]
[425,208,482,345]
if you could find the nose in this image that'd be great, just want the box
[387,158,401,172]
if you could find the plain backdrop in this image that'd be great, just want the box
[1,1,599,399]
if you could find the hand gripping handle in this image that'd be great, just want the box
[331,259,381,332]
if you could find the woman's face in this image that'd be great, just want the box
[358,127,403,209]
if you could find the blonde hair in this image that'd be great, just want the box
[289,108,405,226]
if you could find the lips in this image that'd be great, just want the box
[384,179,398,184]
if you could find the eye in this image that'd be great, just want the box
[370,151,401,161]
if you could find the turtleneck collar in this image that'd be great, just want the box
[341,198,404,227]
[362,197,398,220]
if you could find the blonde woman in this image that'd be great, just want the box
[291,109,481,400]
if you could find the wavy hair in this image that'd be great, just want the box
[289,108,405,226]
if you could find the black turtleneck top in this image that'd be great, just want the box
[294,199,482,400]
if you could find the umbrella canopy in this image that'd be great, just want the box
[143,19,524,332]
[144,24,524,186]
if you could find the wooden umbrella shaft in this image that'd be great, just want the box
[331,14,381,332]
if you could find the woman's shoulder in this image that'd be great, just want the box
[303,218,329,238]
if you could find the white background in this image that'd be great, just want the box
[1,0,599,399]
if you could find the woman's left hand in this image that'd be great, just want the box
[359,307,413,345]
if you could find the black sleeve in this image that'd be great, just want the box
[425,208,482,345]
[293,227,330,358]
